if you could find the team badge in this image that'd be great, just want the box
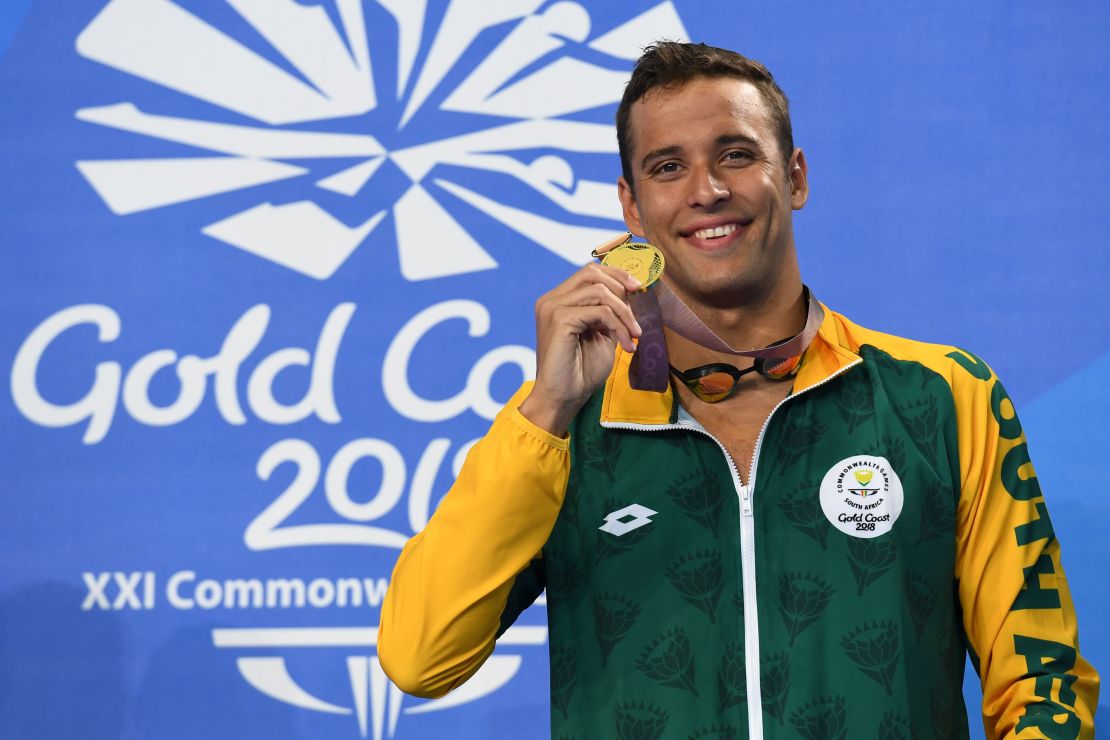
[819,455,904,538]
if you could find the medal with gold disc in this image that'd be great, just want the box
[591,233,664,290]
[589,232,669,391]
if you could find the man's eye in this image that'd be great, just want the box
[725,150,753,161]
[656,162,680,174]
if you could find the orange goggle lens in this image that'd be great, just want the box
[692,373,736,403]
[759,354,801,380]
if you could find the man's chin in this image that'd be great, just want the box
[666,274,767,310]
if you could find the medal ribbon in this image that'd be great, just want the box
[594,233,825,392]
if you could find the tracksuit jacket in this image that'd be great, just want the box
[379,306,1098,739]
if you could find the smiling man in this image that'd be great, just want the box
[379,42,1098,739]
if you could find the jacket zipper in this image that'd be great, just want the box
[600,357,860,739]
[735,357,860,738]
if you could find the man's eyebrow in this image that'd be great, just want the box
[639,145,682,171]
[716,133,760,148]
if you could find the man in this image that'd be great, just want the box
[379,42,1098,738]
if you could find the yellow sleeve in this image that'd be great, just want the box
[377,382,570,698]
[949,350,1099,739]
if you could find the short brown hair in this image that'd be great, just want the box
[616,42,794,192]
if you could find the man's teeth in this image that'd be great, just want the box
[692,223,738,239]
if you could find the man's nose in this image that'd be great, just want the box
[686,164,730,208]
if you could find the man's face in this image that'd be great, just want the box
[617,76,808,308]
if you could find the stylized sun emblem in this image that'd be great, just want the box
[847,467,876,496]
[74,0,688,282]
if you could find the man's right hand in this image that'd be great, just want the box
[518,263,643,437]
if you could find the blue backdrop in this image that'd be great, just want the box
[1,2,1106,738]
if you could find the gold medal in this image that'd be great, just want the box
[600,242,665,290]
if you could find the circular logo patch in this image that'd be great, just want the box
[819,455,904,539]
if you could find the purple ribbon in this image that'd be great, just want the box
[627,283,824,392]
[627,289,669,391]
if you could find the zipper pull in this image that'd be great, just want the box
[740,485,753,516]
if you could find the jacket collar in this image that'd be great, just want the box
[599,303,861,426]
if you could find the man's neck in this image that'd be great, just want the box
[664,279,808,370]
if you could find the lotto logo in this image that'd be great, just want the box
[600,503,659,537]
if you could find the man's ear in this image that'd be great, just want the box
[788,148,809,210]
[617,176,645,236]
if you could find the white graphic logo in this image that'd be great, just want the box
[74,0,688,281]
[71,1,689,735]
[599,503,658,536]
[819,455,904,539]
[212,624,546,740]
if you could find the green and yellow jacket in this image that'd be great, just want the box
[379,307,1098,739]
